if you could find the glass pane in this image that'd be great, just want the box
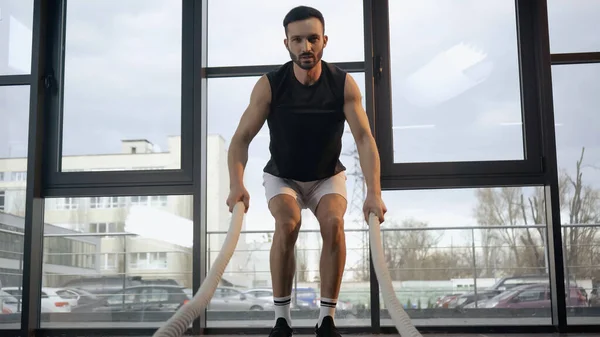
[0,0,33,75]
[388,1,524,163]
[40,195,193,328]
[60,0,182,171]
[207,1,364,67]
[379,187,551,326]
[548,0,600,53]
[0,85,29,329]
[207,74,370,327]
[552,64,600,325]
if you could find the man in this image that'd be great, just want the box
[226,6,386,337]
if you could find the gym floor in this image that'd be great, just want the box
[201,335,600,337]
[193,335,600,337]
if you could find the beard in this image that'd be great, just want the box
[289,49,323,70]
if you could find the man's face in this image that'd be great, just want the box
[284,17,327,70]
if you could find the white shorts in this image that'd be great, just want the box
[262,171,347,214]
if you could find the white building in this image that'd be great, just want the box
[0,135,249,289]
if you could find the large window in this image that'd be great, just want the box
[387,1,523,163]
[552,64,600,324]
[379,187,552,326]
[207,0,364,67]
[40,195,193,328]
[0,85,30,328]
[547,0,600,53]
[60,0,182,171]
[206,73,370,327]
[10,0,600,334]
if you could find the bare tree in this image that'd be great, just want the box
[561,147,600,280]
[296,248,309,283]
[473,147,600,278]
[381,219,471,280]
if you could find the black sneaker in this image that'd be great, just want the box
[269,317,293,337]
[315,316,341,337]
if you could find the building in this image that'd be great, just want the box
[0,135,249,289]
[0,211,100,288]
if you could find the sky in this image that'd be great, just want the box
[1,0,600,252]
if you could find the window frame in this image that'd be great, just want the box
[38,0,197,197]
[369,0,545,189]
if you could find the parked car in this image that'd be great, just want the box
[589,287,600,307]
[60,276,144,297]
[482,284,588,309]
[450,291,499,309]
[449,274,579,309]
[291,287,319,310]
[72,285,190,313]
[434,293,463,308]
[61,288,103,307]
[0,290,19,314]
[206,286,273,311]
[1,287,74,312]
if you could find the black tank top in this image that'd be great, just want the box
[263,60,347,182]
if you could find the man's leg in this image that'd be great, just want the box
[315,193,347,330]
[269,194,302,332]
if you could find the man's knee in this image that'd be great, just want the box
[316,194,347,245]
[319,215,344,244]
[269,194,302,247]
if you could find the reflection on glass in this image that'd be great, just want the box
[0,85,29,329]
[388,1,523,163]
[552,64,600,324]
[379,187,552,326]
[207,1,364,66]
[40,195,193,328]
[0,0,33,75]
[206,74,370,327]
[547,0,600,53]
[60,0,182,171]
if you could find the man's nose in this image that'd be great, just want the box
[301,40,312,53]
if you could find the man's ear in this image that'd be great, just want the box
[323,35,328,47]
[284,38,288,49]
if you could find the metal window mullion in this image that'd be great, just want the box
[551,52,600,65]
[20,0,58,334]
[204,62,365,78]
[193,0,209,334]
[524,0,568,330]
[362,0,380,333]
[0,75,30,86]
[516,0,544,163]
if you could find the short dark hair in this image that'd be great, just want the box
[283,6,325,35]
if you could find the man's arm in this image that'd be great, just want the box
[228,75,271,188]
[342,73,386,222]
[342,73,381,196]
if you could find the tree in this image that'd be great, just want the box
[295,248,309,282]
[561,148,600,281]
[473,147,600,279]
[474,187,539,274]
[381,219,472,281]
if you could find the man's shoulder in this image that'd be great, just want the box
[265,61,293,80]
[322,60,348,78]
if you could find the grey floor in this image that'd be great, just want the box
[204,335,600,337]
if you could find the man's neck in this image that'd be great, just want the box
[293,60,322,86]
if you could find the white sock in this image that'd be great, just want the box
[274,295,292,327]
[318,297,337,327]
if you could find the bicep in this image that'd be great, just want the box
[234,75,271,143]
[343,74,372,142]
